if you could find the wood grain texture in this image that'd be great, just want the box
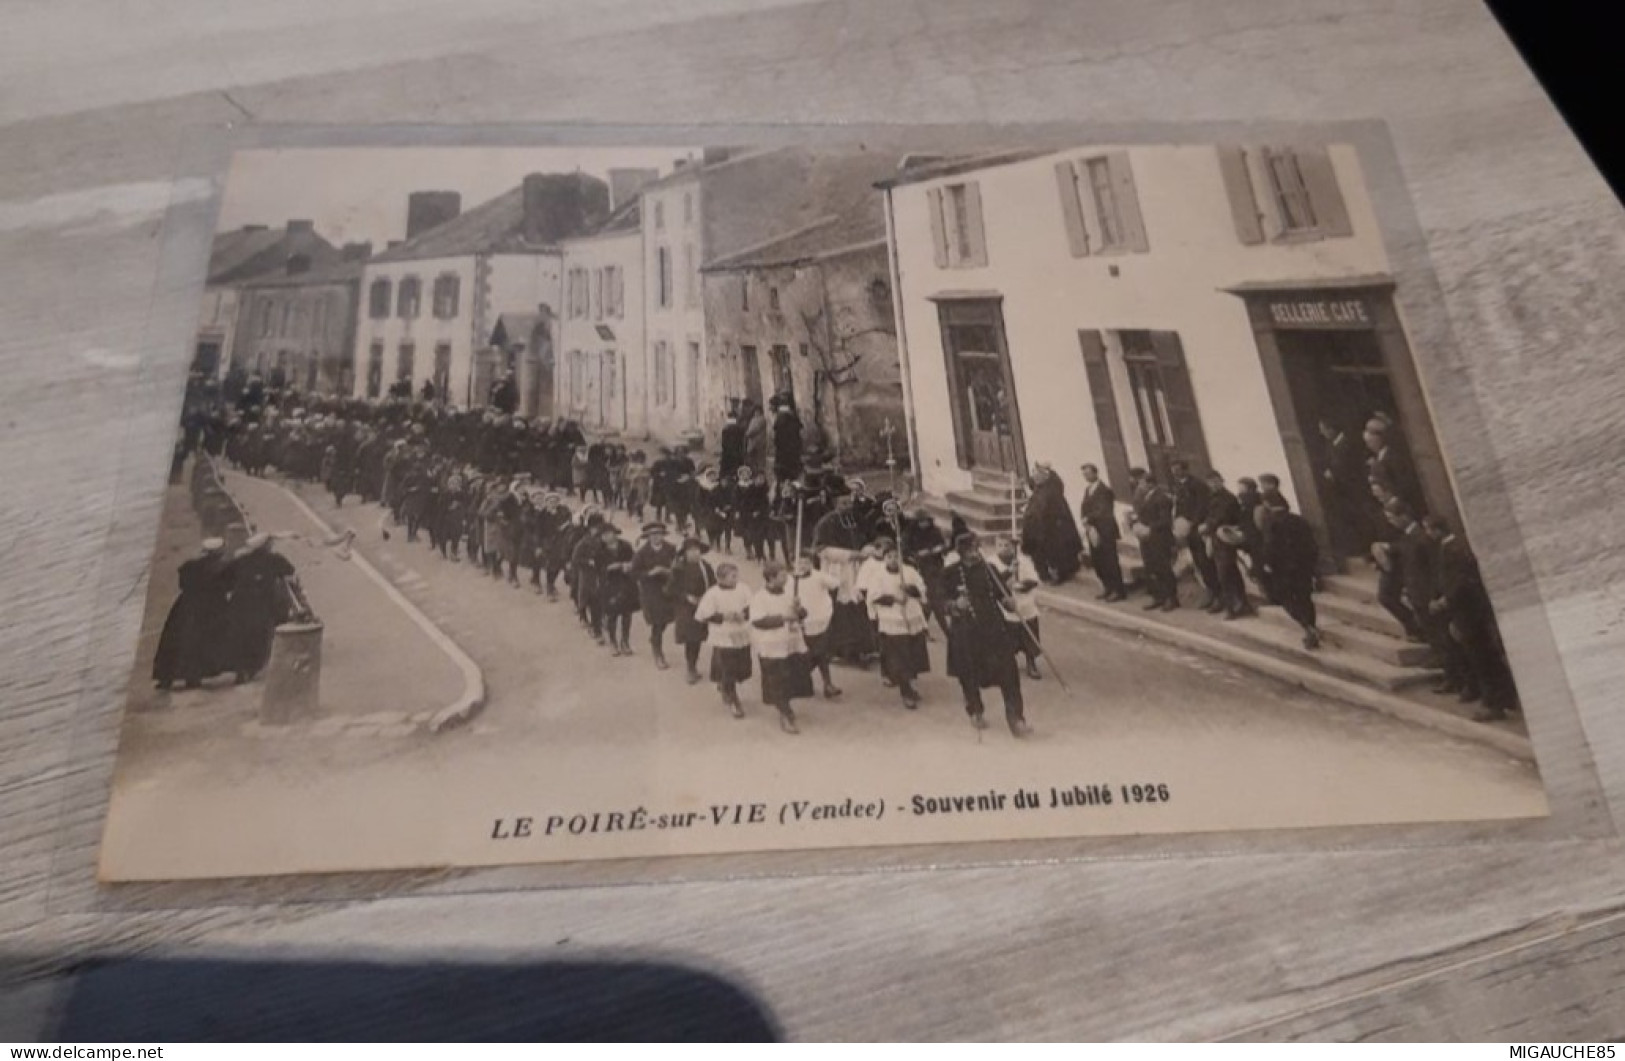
[3,0,1624,1041]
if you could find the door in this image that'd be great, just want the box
[1118,329,1210,484]
[938,299,1025,473]
[687,341,702,428]
[529,323,554,419]
[192,341,221,377]
[433,343,452,404]
[739,344,764,410]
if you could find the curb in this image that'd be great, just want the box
[1035,588,1535,763]
[217,462,487,735]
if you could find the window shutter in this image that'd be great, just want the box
[1147,331,1212,474]
[927,189,949,268]
[963,181,988,267]
[1055,161,1090,257]
[1107,151,1149,253]
[1217,147,1265,245]
[1298,147,1353,238]
[1077,330,1132,496]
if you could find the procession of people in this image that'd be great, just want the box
[163,369,1519,732]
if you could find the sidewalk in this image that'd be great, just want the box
[122,460,477,746]
[1033,575,1535,762]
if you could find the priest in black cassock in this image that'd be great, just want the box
[810,483,878,666]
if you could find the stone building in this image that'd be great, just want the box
[231,242,370,395]
[196,220,340,380]
[352,175,613,410]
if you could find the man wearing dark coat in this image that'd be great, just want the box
[811,487,878,665]
[1386,497,1466,696]
[667,537,717,684]
[223,534,299,683]
[901,507,951,632]
[631,523,679,668]
[537,493,574,599]
[1318,417,1371,557]
[941,533,1030,737]
[1426,516,1518,720]
[1169,458,1217,608]
[570,513,607,642]
[1365,419,1425,518]
[1078,463,1125,601]
[771,398,804,485]
[743,402,768,476]
[1259,502,1323,649]
[1020,463,1083,584]
[1200,469,1255,619]
[153,537,233,690]
[490,372,519,416]
[1129,468,1178,610]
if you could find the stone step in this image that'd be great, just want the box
[1317,592,1409,639]
[1320,571,1381,604]
[943,489,1022,518]
[919,496,1010,537]
[970,467,1026,493]
[1258,607,1434,668]
[1224,613,1441,691]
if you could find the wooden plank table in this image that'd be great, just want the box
[3,0,1624,1040]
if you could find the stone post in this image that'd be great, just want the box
[259,621,323,724]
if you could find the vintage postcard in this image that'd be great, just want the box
[100,136,1551,882]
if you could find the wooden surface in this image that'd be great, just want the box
[4,0,1625,1041]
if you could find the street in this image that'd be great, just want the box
[100,469,1550,881]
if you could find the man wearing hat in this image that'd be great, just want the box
[1364,418,1424,517]
[570,510,608,640]
[1169,458,1216,609]
[596,523,640,656]
[901,507,951,633]
[1200,469,1255,620]
[537,492,574,601]
[1128,467,1178,611]
[1258,498,1323,650]
[735,466,773,563]
[941,531,1031,736]
[771,395,804,485]
[631,522,680,668]
[153,537,233,691]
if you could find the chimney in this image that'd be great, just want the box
[341,241,372,261]
[520,172,611,244]
[286,219,315,234]
[242,224,268,232]
[607,168,659,212]
[406,191,462,239]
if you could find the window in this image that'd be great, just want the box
[654,200,665,231]
[1054,152,1148,257]
[366,343,384,398]
[1217,145,1353,245]
[312,299,326,335]
[656,247,673,309]
[259,300,273,336]
[368,278,391,319]
[1115,329,1211,485]
[768,286,780,312]
[396,343,415,382]
[1263,148,1316,232]
[397,276,421,319]
[926,181,988,268]
[433,343,452,400]
[432,274,460,318]
[279,303,292,337]
[603,265,623,319]
[740,277,749,311]
[683,244,698,308]
[683,192,693,225]
[769,344,794,403]
[653,340,672,406]
[593,268,605,320]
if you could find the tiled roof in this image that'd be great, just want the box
[372,175,621,263]
[206,227,286,284]
[238,257,367,289]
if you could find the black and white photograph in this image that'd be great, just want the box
[98,138,1549,881]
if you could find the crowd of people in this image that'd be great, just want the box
[169,370,1517,730]
[169,376,1046,737]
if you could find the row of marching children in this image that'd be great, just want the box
[556,499,1039,739]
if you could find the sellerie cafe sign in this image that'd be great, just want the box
[1266,296,1374,329]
